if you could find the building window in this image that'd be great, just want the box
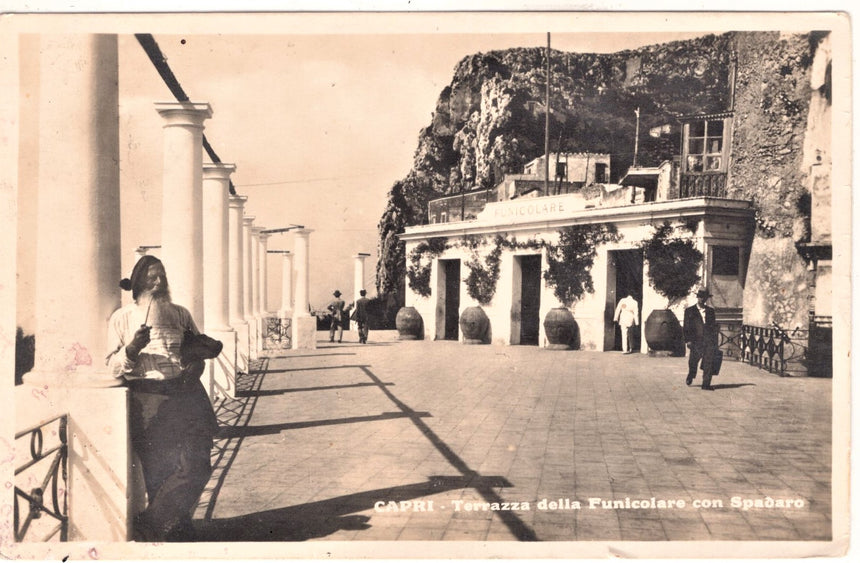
[685,118,727,173]
[440,211,447,223]
[595,163,608,183]
[711,245,740,276]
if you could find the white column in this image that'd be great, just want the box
[229,196,250,373]
[33,35,122,379]
[202,163,234,332]
[156,100,212,326]
[292,229,316,350]
[242,216,258,359]
[250,225,264,357]
[251,226,262,317]
[242,216,255,321]
[28,33,132,541]
[202,163,238,400]
[278,251,294,318]
[228,197,247,324]
[258,232,270,315]
[353,253,370,301]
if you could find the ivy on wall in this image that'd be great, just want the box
[409,226,626,310]
[544,224,622,307]
[463,235,504,306]
[406,237,449,298]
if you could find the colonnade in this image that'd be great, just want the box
[129,108,318,394]
[17,34,316,540]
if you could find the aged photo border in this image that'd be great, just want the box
[0,9,852,561]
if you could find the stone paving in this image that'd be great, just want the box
[192,330,833,544]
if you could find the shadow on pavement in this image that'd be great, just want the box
[317,342,394,349]
[265,352,356,359]
[709,383,757,390]
[193,475,511,541]
[237,381,393,397]
[200,355,539,542]
[216,411,431,439]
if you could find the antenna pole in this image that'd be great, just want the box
[544,32,551,196]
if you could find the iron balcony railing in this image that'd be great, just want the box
[679,172,728,198]
[15,414,69,542]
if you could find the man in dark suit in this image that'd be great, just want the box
[683,287,719,390]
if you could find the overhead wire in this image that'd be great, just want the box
[135,33,238,196]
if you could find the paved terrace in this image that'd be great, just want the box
[192,330,832,545]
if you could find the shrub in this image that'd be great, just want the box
[640,221,703,307]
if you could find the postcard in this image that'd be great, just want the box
[0,9,851,561]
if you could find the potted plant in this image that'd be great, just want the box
[460,236,502,344]
[543,224,620,349]
[640,221,703,354]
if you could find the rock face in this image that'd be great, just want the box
[376,31,828,337]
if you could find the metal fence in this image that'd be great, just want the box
[738,324,809,377]
[15,415,68,542]
[263,316,292,351]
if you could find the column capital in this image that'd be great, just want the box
[155,101,213,128]
[243,216,256,226]
[354,253,371,259]
[293,228,314,237]
[229,194,248,208]
[202,162,237,180]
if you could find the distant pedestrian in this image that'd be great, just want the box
[350,289,371,344]
[683,287,719,390]
[327,290,346,343]
[613,294,639,353]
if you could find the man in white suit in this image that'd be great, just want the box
[613,294,640,353]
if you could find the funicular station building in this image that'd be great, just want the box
[400,31,833,378]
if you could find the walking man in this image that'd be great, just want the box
[350,289,371,344]
[106,255,218,541]
[613,294,639,353]
[683,287,719,390]
[327,289,346,343]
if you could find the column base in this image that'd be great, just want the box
[232,320,250,373]
[246,316,259,361]
[206,328,237,401]
[292,315,317,350]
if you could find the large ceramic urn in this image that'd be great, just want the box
[644,309,684,354]
[459,306,489,345]
[543,307,578,350]
[395,306,423,340]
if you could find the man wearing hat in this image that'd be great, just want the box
[327,290,347,343]
[683,287,719,390]
[105,255,218,541]
[349,289,371,344]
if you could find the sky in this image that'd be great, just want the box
[111,24,714,314]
